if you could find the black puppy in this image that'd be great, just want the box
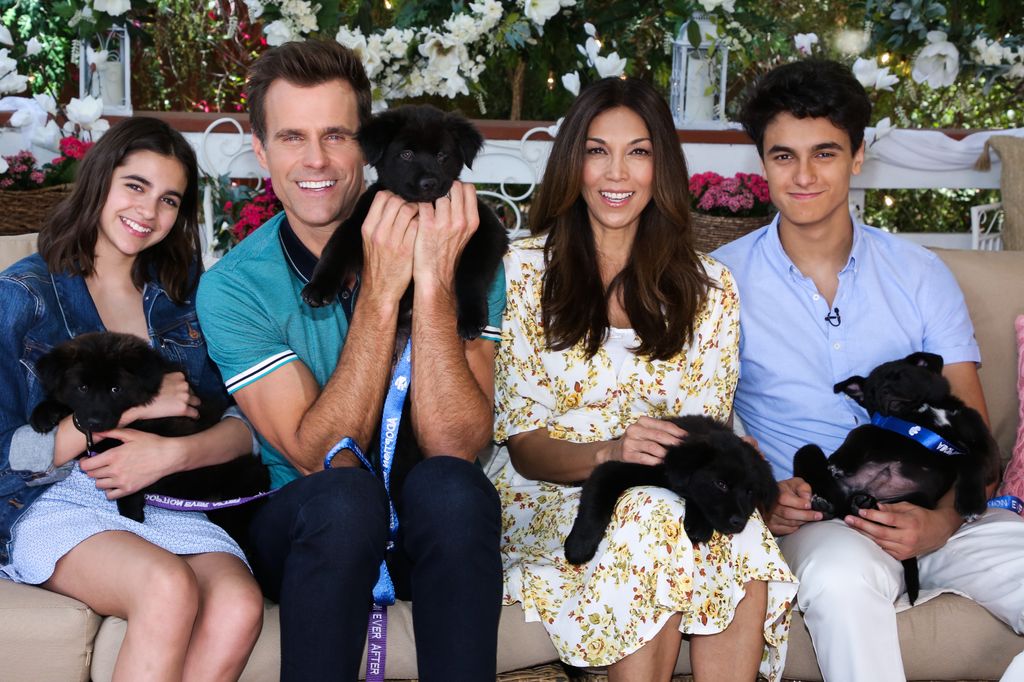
[301,104,509,342]
[564,416,778,565]
[30,332,270,526]
[793,351,999,603]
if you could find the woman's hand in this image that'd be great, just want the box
[767,477,822,535]
[79,428,184,500]
[602,416,687,466]
[118,371,200,425]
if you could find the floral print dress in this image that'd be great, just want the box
[491,237,798,680]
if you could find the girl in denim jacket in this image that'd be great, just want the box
[0,118,263,680]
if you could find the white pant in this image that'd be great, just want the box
[779,509,1024,682]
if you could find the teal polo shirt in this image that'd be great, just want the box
[197,211,505,488]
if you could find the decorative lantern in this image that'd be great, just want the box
[79,25,132,115]
[669,13,728,129]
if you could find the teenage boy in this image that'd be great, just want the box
[713,59,1024,681]
[196,41,503,681]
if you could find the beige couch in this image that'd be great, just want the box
[2,235,1023,681]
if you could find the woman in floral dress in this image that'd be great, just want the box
[490,77,798,681]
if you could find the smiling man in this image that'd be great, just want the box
[196,41,503,681]
[713,60,1024,681]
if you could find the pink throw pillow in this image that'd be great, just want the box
[998,315,1024,499]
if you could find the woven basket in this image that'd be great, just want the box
[0,184,73,236]
[691,212,768,253]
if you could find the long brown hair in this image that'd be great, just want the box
[531,77,712,361]
[38,117,201,304]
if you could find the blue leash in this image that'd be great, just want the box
[323,338,411,681]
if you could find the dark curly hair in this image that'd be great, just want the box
[739,60,872,157]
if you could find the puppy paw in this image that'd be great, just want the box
[850,492,879,512]
[29,400,70,433]
[809,494,836,518]
[563,529,600,565]
[300,281,337,308]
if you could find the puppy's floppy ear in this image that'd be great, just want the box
[444,112,484,169]
[357,110,403,167]
[834,375,867,406]
[34,345,74,394]
[905,351,944,374]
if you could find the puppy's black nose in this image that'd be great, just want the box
[419,177,439,195]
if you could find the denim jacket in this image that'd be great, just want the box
[0,253,231,565]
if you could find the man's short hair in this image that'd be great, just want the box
[246,40,372,143]
[739,60,871,157]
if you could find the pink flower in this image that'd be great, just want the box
[690,171,772,217]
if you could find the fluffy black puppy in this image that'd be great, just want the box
[29,332,270,527]
[564,416,778,565]
[301,104,509,342]
[792,351,999,603]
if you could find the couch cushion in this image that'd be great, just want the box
[0,579,101,682]
[0,232,39,271]
[935,249,1024,459]
[776,594,1023,681]
[91,600,560,681]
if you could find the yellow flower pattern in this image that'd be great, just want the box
[491,237,798,680]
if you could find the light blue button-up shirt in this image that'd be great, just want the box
[713,214,980,480]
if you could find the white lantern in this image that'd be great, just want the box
[79,25,132,116]
[669,13,728,129]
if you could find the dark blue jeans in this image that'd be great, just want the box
[247,456,502,682]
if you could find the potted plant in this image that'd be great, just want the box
[688,171,774,252]
[0,94,108,235]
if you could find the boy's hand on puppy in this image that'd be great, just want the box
[600,416,686,467]
[768,477,822,536]
[412,180,480,292]
[79,429,181,500]
[361,190,419,307]
[845,502,962,560]
[119,372,199,425]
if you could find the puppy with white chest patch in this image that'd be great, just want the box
[793,351,1000,603]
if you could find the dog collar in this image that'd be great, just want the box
[71,413,97,457]
[870,413,965,456]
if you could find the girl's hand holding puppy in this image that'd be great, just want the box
[117,371,199,426]
[598,416,688,467]
[79,428,183,500]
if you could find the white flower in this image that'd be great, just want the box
[698,0,736,12]
[911,30,960,88]
[593,51,626,78]
[25,37,42,57]
[0,157,7,175]
[584,22,596,37]
[87,47,109,66]
[263,20,294,47]
[972,37,1008,67]
[444,13,480,44]
[853,57,899,91]
[93,0,132,16]
[561,71,580,96]
[793,33,818,55]
[1009,59,1024,80]
[469,0,503,26]
[872,116,893,146]
[0,25,12,47]
[0,48,28,94]
[33,93,57,116]
[418,33,461,79]
[245,0,264,19]
[31,119,62,151]
[65,95,105,126]
[522,0,561,27]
